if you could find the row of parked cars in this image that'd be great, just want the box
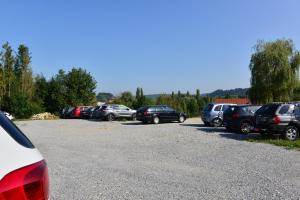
[201,102,300,141]
[60,104,187,124]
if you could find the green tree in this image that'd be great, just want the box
[249,39,300,103]
[14,44,33,97]
[1,42,15,99]
[65,68,97,106]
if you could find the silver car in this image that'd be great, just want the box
[98,104,137,121]
[201,103,236,127]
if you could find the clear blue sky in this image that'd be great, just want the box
[1,0,300,95]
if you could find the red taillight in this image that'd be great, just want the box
[272,115,281,125]
[143,111,149,116]
[0,160,49,200]
[232,113,240,119]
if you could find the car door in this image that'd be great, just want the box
[119,105,131,117]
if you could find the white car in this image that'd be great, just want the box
[0,112,49,199]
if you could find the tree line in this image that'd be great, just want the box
[112,88,212,117]
[0,42,97,118]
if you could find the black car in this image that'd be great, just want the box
[255,103,300,141]
[80,107,95,119]
[223,105,261,134]
[136,105,186,124]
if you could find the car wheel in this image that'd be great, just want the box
[240,122,252,134]
[212,118,222,127]
[107,114,114,121]
[178,116,185,123]
[283,126,299,141]
[153,116,160,124]
[131,114,137,121]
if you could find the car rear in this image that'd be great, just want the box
[136,107,151,122]
[0,112,49,200]
[201,104,214,124]
[255,104,290,134]
[223,105,239,128]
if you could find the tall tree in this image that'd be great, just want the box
[249,39,300,103]
[15,44,33,97]
[1,42,15,99]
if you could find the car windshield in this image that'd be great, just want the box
[255,104,279,115]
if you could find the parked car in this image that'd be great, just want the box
[255,103,300,141]
[60,107,74,119]
[71,106,93,118]
[201,103,236,127]
[136,105,186,124]
[223,105,261,134]
[80,107,96,119]
[0,112,49,199]
[97,104,137,121]
[90,106,102,119]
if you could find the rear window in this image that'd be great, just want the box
[204,104,213,112]
[0,112,34,148]
[214,105,222,111]
[256,104,279,115]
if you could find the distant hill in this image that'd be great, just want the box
[202,88,249,98]
[145,88,249,100]
[145,94,164,100]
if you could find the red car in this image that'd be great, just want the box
[71,106,93,118]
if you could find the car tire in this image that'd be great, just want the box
[212,118,222,127]
[240,122,252,134]
[283,126,299,141]
[107,114,114,121]
[153,116,160,124]
[178,115,185,123]
[131,114,137,121]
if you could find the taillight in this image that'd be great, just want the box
[0,160,49,200]
[232,113,240,119]
[272,115,281,125]
[143,111,149,116]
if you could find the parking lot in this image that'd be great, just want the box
[17,118,300,200]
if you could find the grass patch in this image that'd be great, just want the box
[248,136,300,150]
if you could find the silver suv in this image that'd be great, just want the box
[201,103,236,127]
[98,104,137,121]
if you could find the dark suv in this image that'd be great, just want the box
[255,103,300,141]
[223,105,261,134]
[136,105,186,124]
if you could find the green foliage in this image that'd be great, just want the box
[248,137,300,150]
[249,39,300,104]
[0,42,97,118]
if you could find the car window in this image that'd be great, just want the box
[256,104,279,115]
[164,107,174,112]
[214,105,222,111]
[112,106,119,110]
[119,106,129,110]
[278,105,291,115]
[221,105,229,111]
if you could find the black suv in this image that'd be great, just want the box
[223,105,261,134]
[136,105,186,124]
[255,103,300,141]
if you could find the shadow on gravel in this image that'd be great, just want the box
[180,124,206,128]
[121,122,145,125]
[197,126,261,141]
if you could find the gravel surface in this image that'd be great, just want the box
[17,118,300,200]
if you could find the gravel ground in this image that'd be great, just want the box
[17,118,300,200]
